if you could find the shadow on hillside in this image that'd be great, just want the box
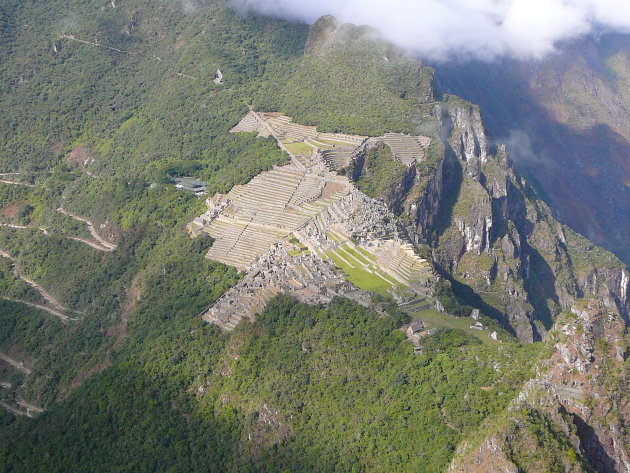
[434,55,630,266]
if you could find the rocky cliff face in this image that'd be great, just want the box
[434,35,630,266]
[448,299,629,473]
[363,95,629,341]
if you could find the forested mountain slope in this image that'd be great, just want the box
[0,2,627,472]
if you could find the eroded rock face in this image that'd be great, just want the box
[372,97,630,341]
[449,300,630,473]
[527,302,630,473]
[444,101,489,180]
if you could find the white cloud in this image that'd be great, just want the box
[231,0,630,61]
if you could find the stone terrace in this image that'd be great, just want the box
[189,164,352,271]
[191,111,436,331]
[230,110,432,172]
[379,133,431,166]
[231,110,367,172]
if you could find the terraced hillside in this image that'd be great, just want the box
[232,109,367,169]
[379,133,432,166]
[232,110,432,171]
[190,165,351,270]
[191,111,433,330]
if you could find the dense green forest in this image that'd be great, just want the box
[0,293,543,473]
[355,143,408,199]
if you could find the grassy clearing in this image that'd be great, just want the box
[326,230,345,244]
[316,138,355,147]
[326,250,393,297]
[342,245,373,266]
[356,246,378,263]
[335,244,406,291]
[412,308,497,345]
[281,141,314,156]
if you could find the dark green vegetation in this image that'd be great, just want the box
[254,15,437,136]
[502,408,595,473]
[0,296,542,473]
[0,0,308,410]
[355,143,408,199]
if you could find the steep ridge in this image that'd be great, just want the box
[434,36,630,266]
[348,93,629,341]
[432,100,628,341]
[448,299,629,473]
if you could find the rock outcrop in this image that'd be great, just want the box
[356,93,630,341]
[449,299,630,473]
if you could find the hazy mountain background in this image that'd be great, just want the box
[435,34,630,265]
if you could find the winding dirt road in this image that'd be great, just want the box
[0,249,78,318]
[0,401,30,417]
[0,222,116,252]
[0,352,31,374]
[57,208,117,250]
[2,297,77,322]
[0,179,34,187]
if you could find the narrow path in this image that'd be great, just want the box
[0,223,49,235]
[60,34,162,61]
[1,297,77,322]
[0,401,31,417]
[0,353,31,374]
[0,222,111,251]
[0,249,76,315]
[0,179,34,187]
[0,223,28,230]
[16,398,44,414]
[176,72,197,80]
[60,34,136,56]
[437,394,461,433]
[20,276,66,311]
[67,236,114,252]
[57,207,117,250]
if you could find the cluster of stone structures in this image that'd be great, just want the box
[189,110,434,330]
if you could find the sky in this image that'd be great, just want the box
[230,0,630,61]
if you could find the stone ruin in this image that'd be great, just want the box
[230,109,432,171]
[189,110,435,330]
[213,69,223,85]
